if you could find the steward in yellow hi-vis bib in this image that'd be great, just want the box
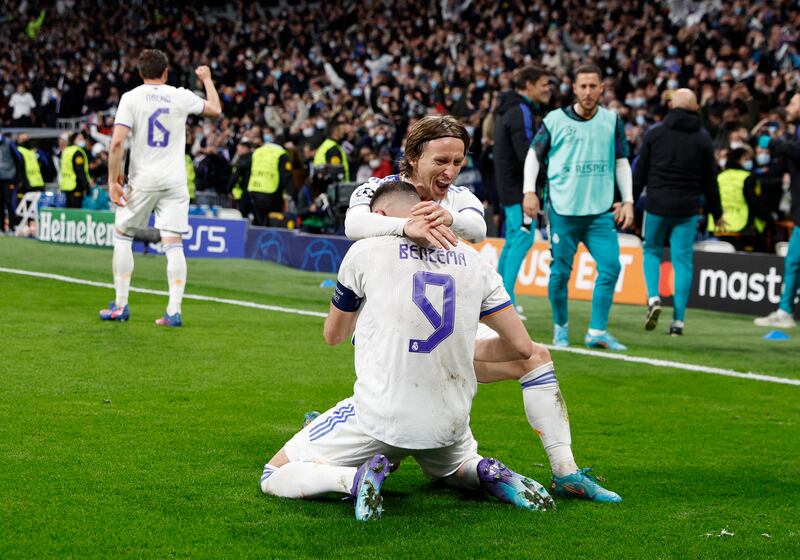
[60,131,92,208]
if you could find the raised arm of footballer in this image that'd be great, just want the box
[344,115,487,248]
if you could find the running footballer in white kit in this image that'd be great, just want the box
[336,115,621,503]
[99,49,221,326]
[260,181,553,521]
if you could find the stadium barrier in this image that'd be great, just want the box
[246,226,352,272]
[36,207,247,259]
[34,216,794,316]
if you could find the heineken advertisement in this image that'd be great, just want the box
[38,208,116,247]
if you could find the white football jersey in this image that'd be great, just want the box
[114,84,204,191]
[336,235,511,449]
[349,174,484,217]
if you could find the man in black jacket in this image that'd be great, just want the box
[755,90,800,328]
[492,66,550,316]
[634,89,726,335]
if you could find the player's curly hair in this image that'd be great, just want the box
[400,115,470,176]
[138,49,168,80]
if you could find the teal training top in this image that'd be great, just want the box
[532,105,629,216]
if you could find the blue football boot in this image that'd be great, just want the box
[99,301,129,322]
[552,324,569,347]
[351,454,391,521]
[584,331,627,351]
[550,467,622,503]
[477,457,554,511]
[155,312,182,327]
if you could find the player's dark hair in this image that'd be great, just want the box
[370,180,420,211]
[138,49,169,80]
[515,65,549,90]
[400,115,470,176]
[574,63,603,81]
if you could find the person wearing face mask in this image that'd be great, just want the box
[60,131,92,208]
[492,65,551,318]
[313,116,351,182]
[710,147,761,239]
[633,89,725,336]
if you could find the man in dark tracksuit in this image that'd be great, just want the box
[755,90,800,328]
[0,133,24,232]
[492,66,551,314]
[634,89,725,335]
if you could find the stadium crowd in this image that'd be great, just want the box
[1,0,799,244]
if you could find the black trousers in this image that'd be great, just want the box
[65,190,84,208]
[0,179,19,230]
[249,192,283,226]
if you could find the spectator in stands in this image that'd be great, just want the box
[60,131,91,208]
[755,90,800,329]
[195,135,231,196]
[9,83,36,126]
[297,173,330,234]
[634,89,725,336]
[493,65,551,317]
[371,147,394,179]
[0,132,23,233]
[227,138,255,219]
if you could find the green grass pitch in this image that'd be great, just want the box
[1,236,798,559]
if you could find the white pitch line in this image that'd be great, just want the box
[1,266,798,386]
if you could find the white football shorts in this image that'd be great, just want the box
[115,186,189,236]
[284,396,481,480]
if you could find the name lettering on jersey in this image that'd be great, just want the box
[399,243,467,266]
[146,94,173,104]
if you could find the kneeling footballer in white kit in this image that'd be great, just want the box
[99,49,221,326]
[340,115,621,503]
[260,181,554,520]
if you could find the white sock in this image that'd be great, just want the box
[776,309,792,319]
[671,320,685,328]
[164,243,186,316]
[112,232,134,307]
[648,296,661,306]
[260,462,356,498]
[519,362,578,477]
[587,328,605,337]
[443,457,481,490]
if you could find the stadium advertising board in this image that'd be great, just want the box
[246,227,353,272]
[658,250,792,316]
[37,208,115,247]
[470,239,647,305]
[135,216,247,258]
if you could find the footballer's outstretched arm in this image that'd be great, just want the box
[195,66,222,118]
[474,307,533,362]
[323,304,357,346]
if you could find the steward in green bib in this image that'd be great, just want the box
[709,148,763,235]
[16,133,44,192]
[244,140,292,226]
[524,63,634,351]
[185,152,196,202]
[312,117,352,182]
[60,131,91,208]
